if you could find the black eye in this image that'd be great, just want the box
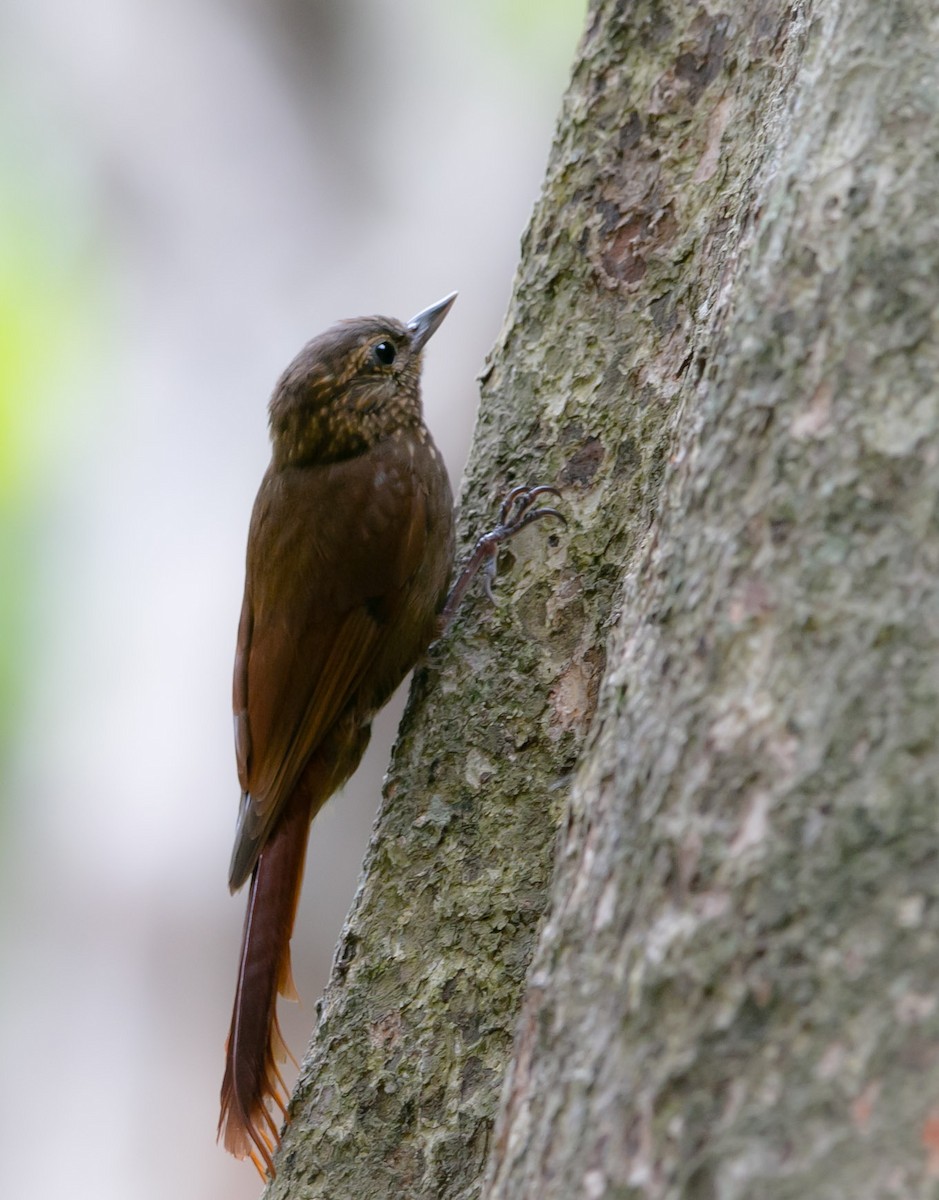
[373,340,396,366]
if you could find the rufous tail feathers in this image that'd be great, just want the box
[218,787,310,1177]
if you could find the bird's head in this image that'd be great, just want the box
[268,292,456,467]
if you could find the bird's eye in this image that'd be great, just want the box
[373,340,396,366]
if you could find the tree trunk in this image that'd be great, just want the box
[270,1,939,1197]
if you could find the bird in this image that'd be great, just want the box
[218,293,563,1175]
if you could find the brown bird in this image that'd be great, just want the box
[218,294,562,1175]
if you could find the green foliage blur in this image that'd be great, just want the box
[481,0,585,70]
[0,171,101,775]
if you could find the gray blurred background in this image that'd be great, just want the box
[0,2,583,1197]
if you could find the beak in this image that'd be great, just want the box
[407,292,457,352]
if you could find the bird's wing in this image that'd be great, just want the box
[228,447,431,890]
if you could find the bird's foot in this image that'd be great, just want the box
[441,484,566,628]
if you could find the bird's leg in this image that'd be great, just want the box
[440,485,566,631]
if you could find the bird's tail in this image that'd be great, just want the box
[218,786,311,1177]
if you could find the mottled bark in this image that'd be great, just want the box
[484,0,939,1197]
[270,0,939,1197]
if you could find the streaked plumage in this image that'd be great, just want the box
[219,297,456,1174]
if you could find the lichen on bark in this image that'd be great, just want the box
[484,1,939,1197]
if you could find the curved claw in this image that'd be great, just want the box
[498,484,564,527]
[498,484,534,523]
[503,505,567,537]
[440,481,566,629]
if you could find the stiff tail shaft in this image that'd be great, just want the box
[218,786,311,1176]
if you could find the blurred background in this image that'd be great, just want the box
[0,1,584,1197]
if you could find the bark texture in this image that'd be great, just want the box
[269,0,939,1196]
[483,1,939,1198]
